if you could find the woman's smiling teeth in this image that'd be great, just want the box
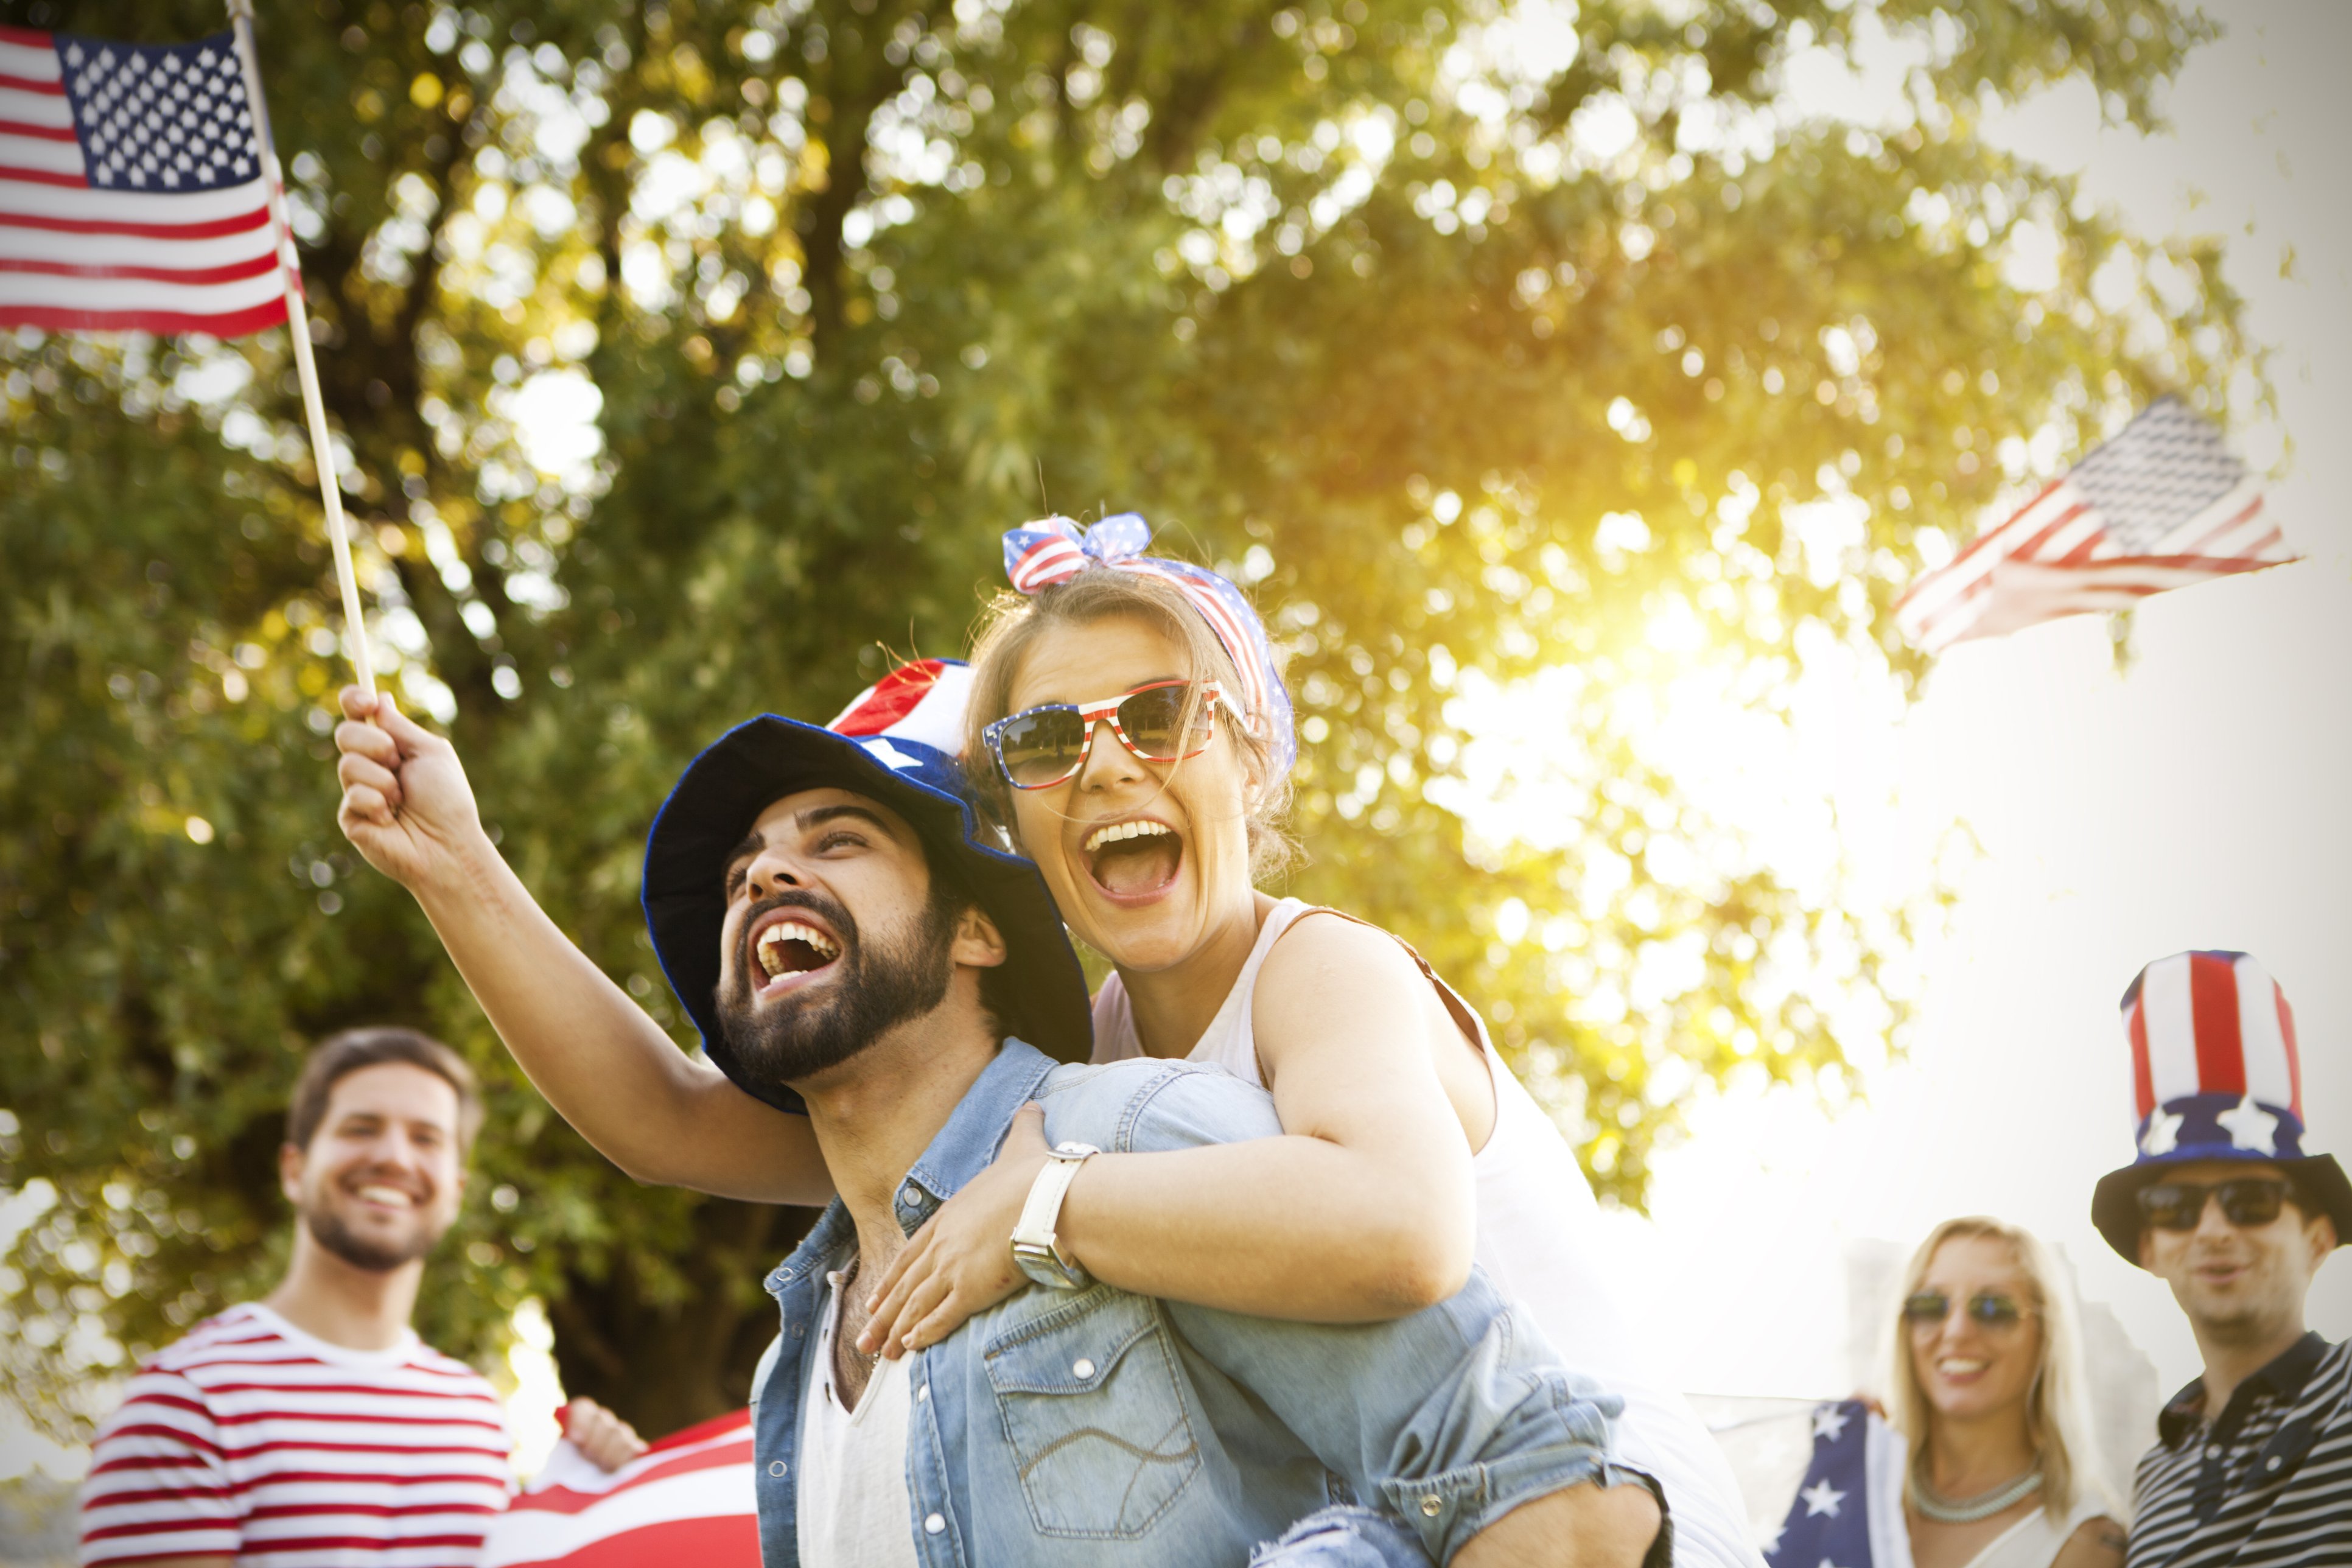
[757,920,839,979]
[1936,1357,1987,1376]
[1083,819,1174,853]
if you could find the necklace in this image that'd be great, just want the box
[1909,1467,2042,1524]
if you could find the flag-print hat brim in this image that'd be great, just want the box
[641,690,1091,1115]
[2093,1147,2352,1262]
[2091,949,2350,1261]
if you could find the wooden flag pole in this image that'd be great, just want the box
[225,0,376,699]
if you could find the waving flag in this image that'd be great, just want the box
[481,1409,760,1568]
[1766,1400,1911,1568]
[1894,398,2296,653]
[0,24,286,335]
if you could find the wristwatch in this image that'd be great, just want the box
[1010,1141,1101,1290]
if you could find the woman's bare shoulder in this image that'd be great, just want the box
[2048,1514,2127,1568]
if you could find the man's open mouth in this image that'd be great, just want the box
[752,911,843,992]
[1082,817,1183,901]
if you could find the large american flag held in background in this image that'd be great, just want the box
[1766,1400,1909,1568]
[480,1409,761,1568]
[1894,397,2297,653]
[0,24,289,335]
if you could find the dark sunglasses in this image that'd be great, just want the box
[2135,1178,2298,1233]
[1903,1290,2030,1329]
[982,680,1233,791]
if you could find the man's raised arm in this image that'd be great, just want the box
[332,686,830,1205]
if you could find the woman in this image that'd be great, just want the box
[1878,1217,2123,1568]
[855,514,1761,1567]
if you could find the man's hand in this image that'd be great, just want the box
[858,1102,1052,1359]
[562,1398,649,1473]
[334,685,488,895]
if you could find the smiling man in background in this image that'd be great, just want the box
[78,1027,645,1567]
[2089,951,2351,1568]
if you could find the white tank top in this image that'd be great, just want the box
[1091,898,1766,1568]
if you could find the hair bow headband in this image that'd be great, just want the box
[1001,514,1296,777]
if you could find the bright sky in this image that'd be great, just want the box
[1583,0,2352,1414]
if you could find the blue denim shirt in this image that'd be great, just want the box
[749,1040,1639,1567]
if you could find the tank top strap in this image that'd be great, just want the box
[1278,904,1487,1054]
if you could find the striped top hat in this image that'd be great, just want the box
[641,659,1093,1114]
[2091,950,2350,1261]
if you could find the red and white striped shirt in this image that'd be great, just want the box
[80,1303,514,1568]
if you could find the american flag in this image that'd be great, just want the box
[0,24,289,335]
[1894,398,2296,653]
[480,1409,761,1568]
[1766,1400,1907,1568]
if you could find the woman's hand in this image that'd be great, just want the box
[859,1103,1054,1359]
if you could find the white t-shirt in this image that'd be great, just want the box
[796,1265,920,1568]
[1092,898,1767,1568]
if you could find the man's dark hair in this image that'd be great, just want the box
[287,1027,484,1157]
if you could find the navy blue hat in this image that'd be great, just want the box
[641,659,1092,1113]
[2091,950,2350,1261]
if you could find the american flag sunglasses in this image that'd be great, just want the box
[983,680,1236,790]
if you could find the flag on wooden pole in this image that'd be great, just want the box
[1893,397,2298,654]
[0,25,285,332]
[0,7,377,698]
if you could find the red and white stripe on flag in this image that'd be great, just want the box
[481,1409,760,1568]
[0,26,287,336]
[827,657,975,755]
[1893,398,2297,653]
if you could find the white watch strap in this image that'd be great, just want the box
[1013,1145,1094,1253]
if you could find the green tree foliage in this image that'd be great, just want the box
[2,0,2250,1435]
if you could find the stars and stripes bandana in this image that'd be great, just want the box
[1766,1400,1909,1568]
[0,25,289,335]
[481,1409,760,1568]
[1894,397,2297,653]
[1000,513,1297,776]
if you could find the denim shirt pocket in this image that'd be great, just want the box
[982,1288,1203,1539]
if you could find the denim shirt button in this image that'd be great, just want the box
[1072,1358,1096,1379]
[918,1383,929,1401]
[768,1460,787,1477]
[902,1184,925,1207]
[924,1513,946,1534]
[1419,1495,1442,1517]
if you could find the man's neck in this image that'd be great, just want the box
[797,1005,1004,1271]
[262,1232,422,1353]
[2193,1314,2308,1422]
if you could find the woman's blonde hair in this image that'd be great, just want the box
[964,566,1295,880]
[1881,1216,2113,1524]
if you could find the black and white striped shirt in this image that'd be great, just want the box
[2128,1332,2351,1568]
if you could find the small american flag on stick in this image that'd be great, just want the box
[1894,397,2297,653]
[0,25,289,335]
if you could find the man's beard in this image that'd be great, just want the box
[302,1199,447,1273]
[715,884,958,1092]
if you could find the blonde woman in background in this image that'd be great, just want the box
[1885,1217,2127,1568]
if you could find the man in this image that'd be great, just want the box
[2089,950,2350,1568]
[331,658,1667,1567]
[79,1028,646,1567]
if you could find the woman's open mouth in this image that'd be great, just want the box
[751,912,843,995]
[1082,817,1183,905]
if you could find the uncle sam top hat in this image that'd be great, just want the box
[642,658,1093,1115]
[2090,949,2350,1261]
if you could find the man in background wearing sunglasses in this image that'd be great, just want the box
[2089,951,2350,1568]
